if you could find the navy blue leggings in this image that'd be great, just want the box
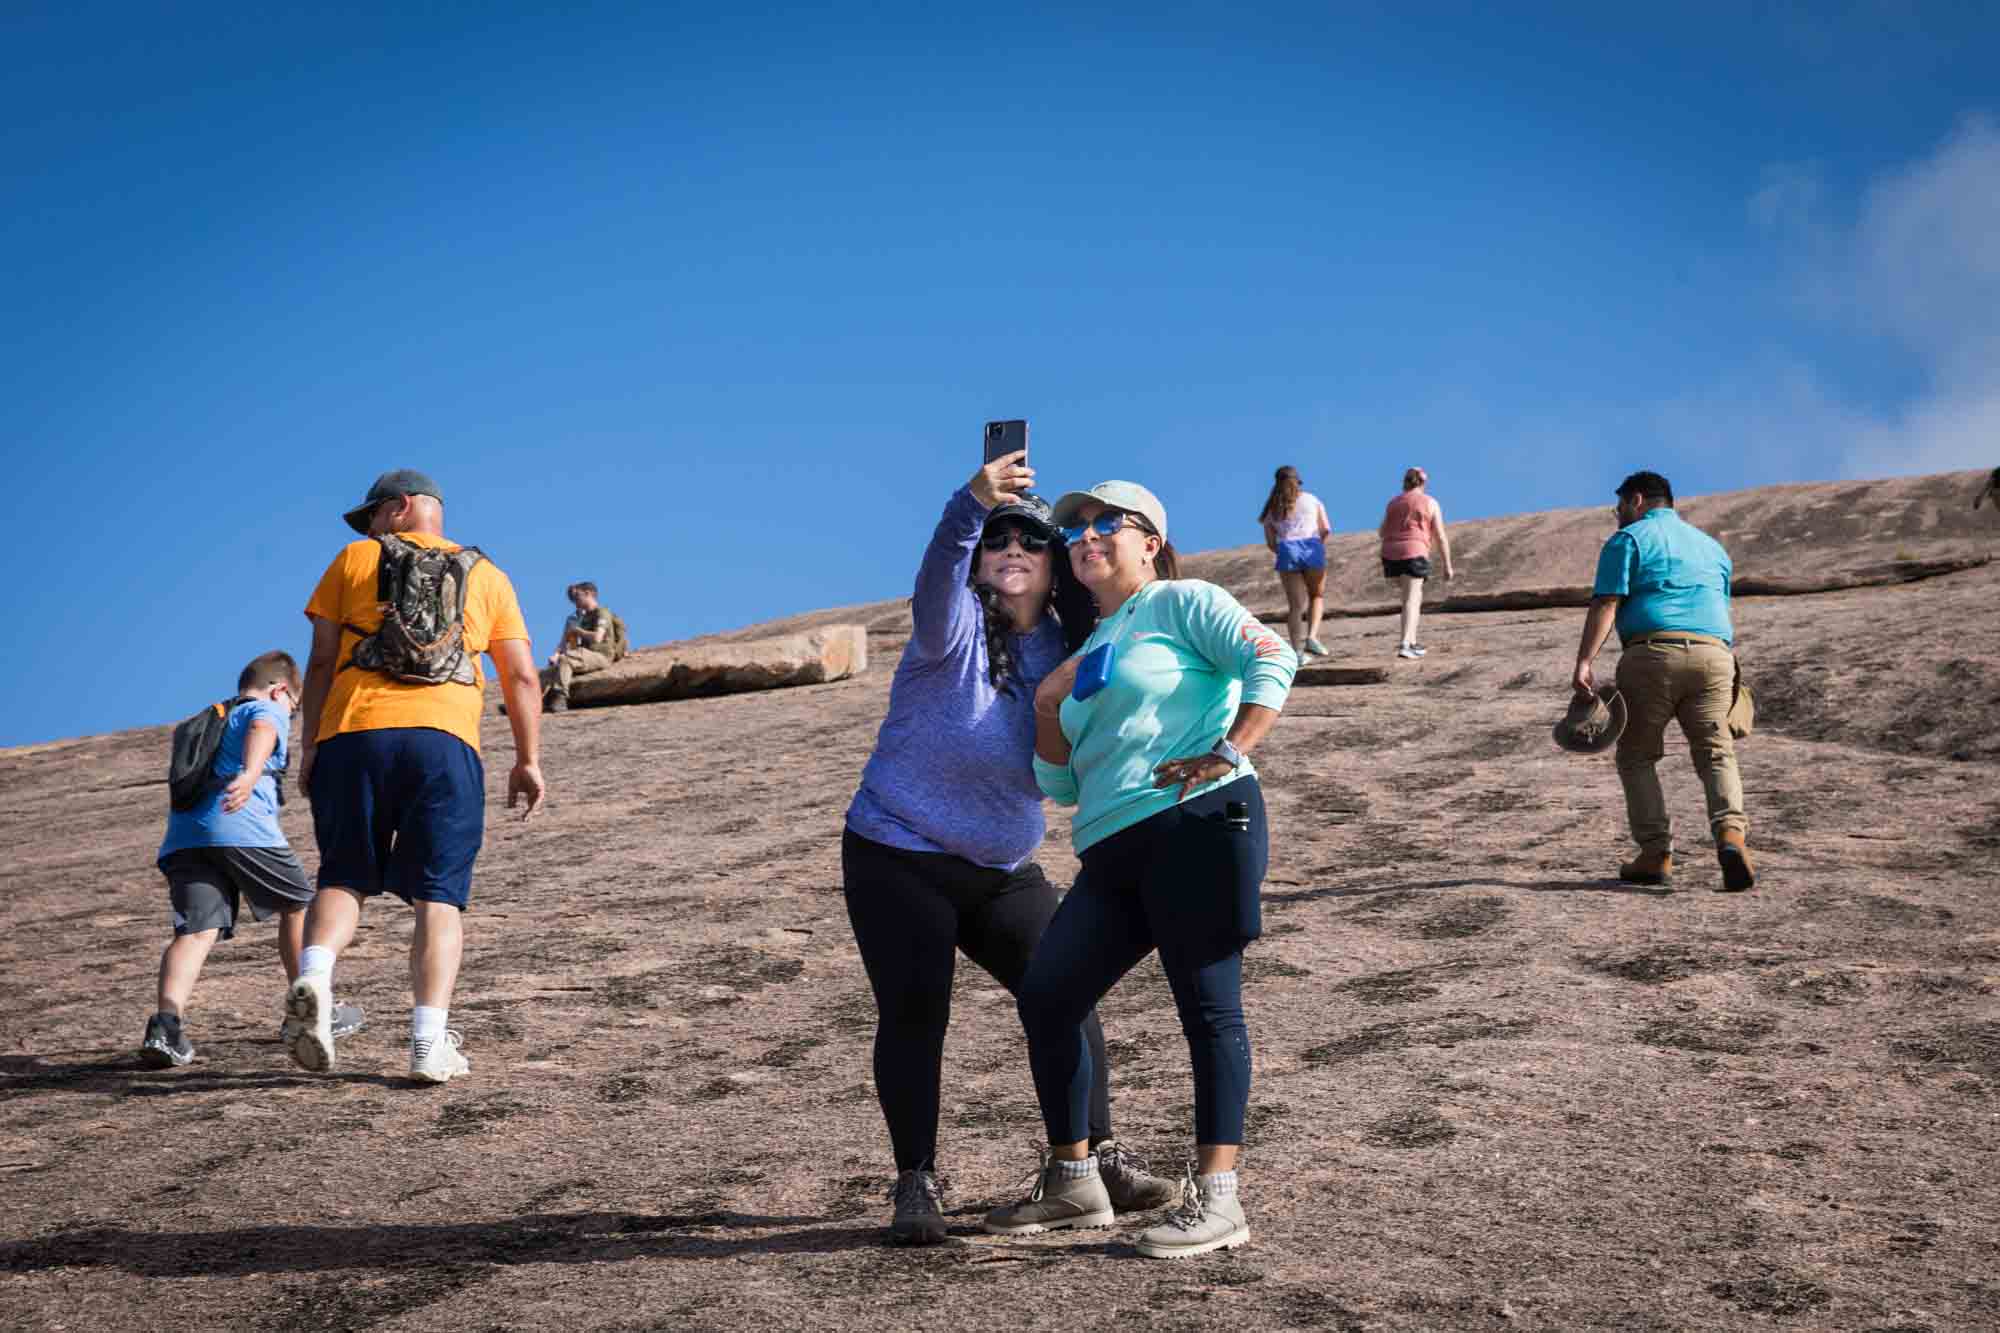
[1018,778,1267,1147]
[842,830,1113,1172]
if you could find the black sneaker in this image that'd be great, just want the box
[139,1013,194,1068]
[545,691,569,714]
[888,1168,947,1246]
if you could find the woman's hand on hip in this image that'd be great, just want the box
[1153,753,1234,797]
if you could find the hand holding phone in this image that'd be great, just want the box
[970,418,1034,508]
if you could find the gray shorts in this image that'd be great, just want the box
[161,847,313,940]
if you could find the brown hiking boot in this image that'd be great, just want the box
[544,691,569,714]
[1619,849,1673,885]
[1716,830,1756,892]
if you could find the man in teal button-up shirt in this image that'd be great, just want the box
[1571,471,1754,892]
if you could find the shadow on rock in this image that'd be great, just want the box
[0,1212,873,1278]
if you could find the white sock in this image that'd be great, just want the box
[1052,1155,1098,1181]
[1199,1170,1239,1198]
[412,1005,448,1047]
[299,945,335,981]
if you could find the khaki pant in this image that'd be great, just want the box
[1614,636,1747,854]
[541,647,613,697]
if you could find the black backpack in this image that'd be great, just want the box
[342,534,488,686]
[167,698,285,810]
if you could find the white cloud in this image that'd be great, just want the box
[1767,114,2000,478]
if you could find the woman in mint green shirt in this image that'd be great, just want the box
[981,480,1297,1260]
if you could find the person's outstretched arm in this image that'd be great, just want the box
[910,451,1037,660]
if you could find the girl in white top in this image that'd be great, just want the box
[1257,466,1332,657]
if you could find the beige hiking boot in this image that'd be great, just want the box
[981,1149,1115,1235]
[1134,1165,1251,1259]
[1096,1139,1176,1212]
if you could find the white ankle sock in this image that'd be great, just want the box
[299,945,335,981]
[412,1005,448,1046]
[1199,1170,1239,1197]
[1052,1155,1098,1180]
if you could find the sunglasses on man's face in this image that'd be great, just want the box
[1059,510,1151,545]
[981,525,1054,554]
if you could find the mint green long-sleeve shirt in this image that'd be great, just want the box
[1034,579,1297,853]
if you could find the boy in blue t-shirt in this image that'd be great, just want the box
[142,651,362,1067]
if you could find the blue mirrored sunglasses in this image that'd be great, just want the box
[1059,510,1152,544]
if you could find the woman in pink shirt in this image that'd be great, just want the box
[1258,465,1332,657]
[1378,467,1455,660]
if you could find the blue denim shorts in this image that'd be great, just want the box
[309,728,485,909]
[1274,538,1326,572]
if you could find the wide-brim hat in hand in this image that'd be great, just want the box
[1553,685,1627,754]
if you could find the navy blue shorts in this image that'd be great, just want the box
[309,728,485,909]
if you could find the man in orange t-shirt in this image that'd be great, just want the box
[285,469,547,1086]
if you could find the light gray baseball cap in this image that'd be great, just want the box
[1050,481,1168,542]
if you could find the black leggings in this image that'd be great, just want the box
[842,829,1112,1172]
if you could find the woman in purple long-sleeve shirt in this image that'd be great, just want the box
[843,450,1172,1246]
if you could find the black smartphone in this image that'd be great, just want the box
[984,419,1028,465]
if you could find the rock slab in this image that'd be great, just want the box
[568,625,867,707]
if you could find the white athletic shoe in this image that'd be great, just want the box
[1396,643,1422,660]
[411,1029,470,1085]
[285,973,336,1073]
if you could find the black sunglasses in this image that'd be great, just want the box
[980,524,1055,554]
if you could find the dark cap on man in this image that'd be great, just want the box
[343,469,444,535]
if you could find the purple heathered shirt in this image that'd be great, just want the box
[845,486,1066,870]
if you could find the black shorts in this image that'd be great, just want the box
[160,847,313,940]
[1383,556,1432,580]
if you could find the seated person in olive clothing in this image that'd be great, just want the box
[541,581,627,711]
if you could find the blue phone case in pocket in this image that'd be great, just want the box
[1071,643,1115,700]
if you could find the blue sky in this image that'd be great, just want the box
[5,2,1997,747]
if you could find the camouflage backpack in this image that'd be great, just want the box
[342,534,488,686]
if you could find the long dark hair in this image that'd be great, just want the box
[1259,466,1302,523]
[969,542,1075,693]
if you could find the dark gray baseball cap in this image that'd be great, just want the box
[343,469,443,534]
[984,492,1059,540]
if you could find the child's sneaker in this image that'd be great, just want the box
[1396,643,1422,660]
[284,973,336,1073]
[981,1149,1115,1234]
[1134,1166,1251,1258]
[411,1029,470,1085]
[138,1013,194,1068]
[1303,637,1330,657]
